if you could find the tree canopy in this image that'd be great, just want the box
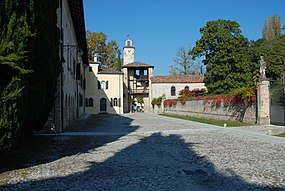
[250,35,285,81]
[262,15,282,41]
[191,19,258,94]
[169,46,202,75]
[0,0,59,150]
[86,31,120,70]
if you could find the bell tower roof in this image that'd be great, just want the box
[124,37,135,49]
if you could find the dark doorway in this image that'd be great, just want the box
[100,98,107,112]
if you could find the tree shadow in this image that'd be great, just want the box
[0,114,139,174]
[1,132,283,190]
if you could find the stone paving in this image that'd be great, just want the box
[0,113,285,191]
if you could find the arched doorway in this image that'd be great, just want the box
[100,98,107,112]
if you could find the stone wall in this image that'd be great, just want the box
[162,99,257,124]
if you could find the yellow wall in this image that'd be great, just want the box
[85,64,124,114]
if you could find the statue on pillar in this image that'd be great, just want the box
[259,56,267,80]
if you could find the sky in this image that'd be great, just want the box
[83,0,285,76]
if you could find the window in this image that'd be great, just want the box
[89,98,93,107]
[89,66,92,72]
[113,98,118,106]
[144,70,148,76]
[171,86,176,96]
[85,98,89,107]
[135,70,140,76]
[185,86,189,90]
[101,81,106,89]
[127,40,131,46]
[79,94,83,106]
[99,80,108,90]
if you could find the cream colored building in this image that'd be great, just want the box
[151,75,206,99]
[85,57,124,114]
[85,38,205,115]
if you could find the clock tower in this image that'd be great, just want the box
[123,38,135,65]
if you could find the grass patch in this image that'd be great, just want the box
[160,113,251,127]
[275,132,285,138]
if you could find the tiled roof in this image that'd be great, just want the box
[151,75,204,83]
[98,66,123,74]
[122,62,154,68]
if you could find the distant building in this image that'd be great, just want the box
[151,75,205,99]
[85,55,124,114]
[122,39,154,112]
[84,37,205,115]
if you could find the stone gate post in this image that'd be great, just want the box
[257,56,270,125]
[257,80,270,125]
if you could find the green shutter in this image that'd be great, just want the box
[110,98,113,107]
[118,98,121,107]
[106,81,109,89]
[98,81,101,89]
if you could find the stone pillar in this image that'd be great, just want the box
[257,80,270,125]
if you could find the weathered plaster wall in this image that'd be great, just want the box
[161,99,256,124]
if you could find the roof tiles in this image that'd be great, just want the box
[151,75,204,83]
[122,62,154,68]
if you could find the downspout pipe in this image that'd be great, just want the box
[60,0,64,133]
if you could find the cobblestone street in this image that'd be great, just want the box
[1,113,285,191]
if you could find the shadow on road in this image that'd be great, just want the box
[1,130,283,190]
[0,114,139,173]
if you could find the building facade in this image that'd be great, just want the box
[85,56,124,115]
[122,39,154,112]
[83,37,205,116]
[51,0,88,132]
[151,75,205,99]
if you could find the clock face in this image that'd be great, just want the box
[128,49,131,53]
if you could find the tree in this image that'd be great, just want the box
[250,35,285,81]
[136,96,144,111]
[86,30,106,59]
[115,50,123,71]
[86,31,119,69]
[105,40,119,69]
[262,15,281,41]
[191,19,258,95]
[0,0,59,150]
[169,46,201,75]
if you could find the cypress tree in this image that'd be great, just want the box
[0,0,59,150]
[0,0,34,150]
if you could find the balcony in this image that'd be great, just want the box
[134,75,149,81]
[130,88,149,94]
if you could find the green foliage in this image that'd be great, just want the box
[136,96,144,105]
[250,35,285,81]
[86,31,119,69]
[0,0,59,151]
[192,19,258,95]
[231,87,256,103]
[270,86,284,106]
[151,96,162,106]
[0,0,34,150]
